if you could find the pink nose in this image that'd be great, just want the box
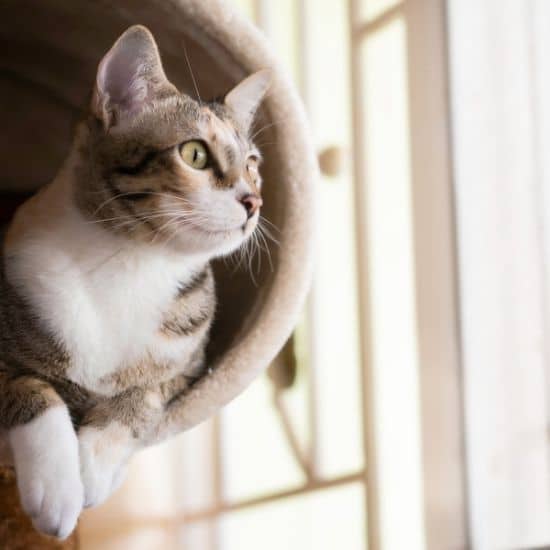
[239,193,263,219]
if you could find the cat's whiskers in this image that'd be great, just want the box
[149,209,213,246]
[150,214,206,244]
[227,216,279,280]
[259,214,280,233]
[159,216,206,251]
[88,201,201,225]
[230,228,259,285]
[248,233,260,287]
[106,210,206,238]
[89,190,195,220]
[89,209,198,228]
[91,190,148,216]
[252,231,262,279]
[258,216,281,246]
[182,40,202,106]
[230,237,248,274]
[253,141,278,149]
[249,112,295,141]
[256,225,274,272]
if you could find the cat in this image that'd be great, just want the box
[0,25,269,539]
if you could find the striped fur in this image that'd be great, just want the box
[0,25,270,537]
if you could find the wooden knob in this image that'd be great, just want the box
[318,146,345,177]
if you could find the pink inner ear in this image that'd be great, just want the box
[94,26,169,121]
[98,50,149,114]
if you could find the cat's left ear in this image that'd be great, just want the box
[225,70,271,132]
[92,25,176,129]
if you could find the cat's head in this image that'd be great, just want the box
[76,25,270,258]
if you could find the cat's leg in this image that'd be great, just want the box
[78,386,163,507]
[0,373,83,538]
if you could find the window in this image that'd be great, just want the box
[81,2,550,550]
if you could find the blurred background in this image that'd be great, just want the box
[78,1,550,549]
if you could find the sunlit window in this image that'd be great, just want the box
[79,2,455,549]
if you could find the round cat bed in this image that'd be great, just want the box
[0,1,315,438]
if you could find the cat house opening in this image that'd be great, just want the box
[0,0,314,432]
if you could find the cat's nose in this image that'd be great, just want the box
[239,193,263,219]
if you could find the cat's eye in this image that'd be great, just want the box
[180,141,208,170]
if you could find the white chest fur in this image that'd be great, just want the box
[6,190,208,394]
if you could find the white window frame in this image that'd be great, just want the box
[349,1,467,549]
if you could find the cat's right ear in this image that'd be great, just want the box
[92,25,175,129]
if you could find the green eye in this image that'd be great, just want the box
[180,141,208,169]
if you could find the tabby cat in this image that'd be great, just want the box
[0,25,269,538]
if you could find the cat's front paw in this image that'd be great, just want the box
[9,406,83,539]
[78,424,131,508]
[20,469,84,539]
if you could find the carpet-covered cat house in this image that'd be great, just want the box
[0,0,314,543]
[1,0,314,439]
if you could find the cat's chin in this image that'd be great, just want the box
[164,223,257,259]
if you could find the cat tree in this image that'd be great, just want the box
[0,0,315,545]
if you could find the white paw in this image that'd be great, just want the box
[79,424,131,508]
[9,406,84,539]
